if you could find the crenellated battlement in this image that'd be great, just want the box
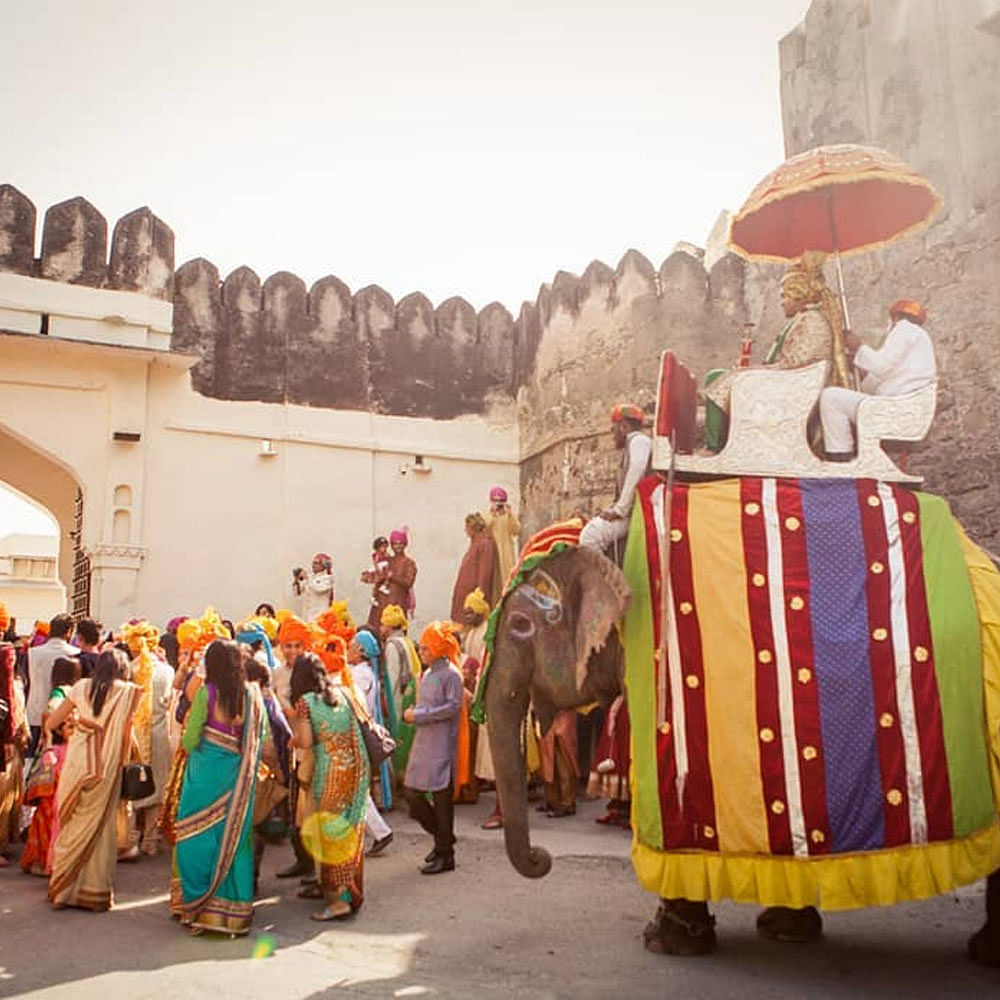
[0,182,749,423]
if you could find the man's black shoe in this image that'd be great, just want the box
[420,855,455,875]
[366,832,393,857]
[424,848,439,864]
[276,861,312,879]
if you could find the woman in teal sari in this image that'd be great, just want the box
[172,639,266,936]
[291,652,370,921]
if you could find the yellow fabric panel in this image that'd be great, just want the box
[955,525,1000,811]
[686,480,768,854]
[632,820,1000,910]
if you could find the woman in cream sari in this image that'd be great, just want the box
[46,648,141,911]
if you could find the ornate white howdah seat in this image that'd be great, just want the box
[652,352,937,483]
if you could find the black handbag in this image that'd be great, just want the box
[121,762,155,801]
[344,690,396,768]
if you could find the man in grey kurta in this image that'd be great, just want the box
[403,651,463,874]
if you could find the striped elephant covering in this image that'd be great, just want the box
[624,475,1000,910]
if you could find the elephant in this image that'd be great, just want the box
[481,478,1000,967]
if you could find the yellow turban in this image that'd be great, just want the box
[463,587,490,617]
[419,621,462,665]
[177,608,228,652]
[380,604,408,630]
[247,614,278,641]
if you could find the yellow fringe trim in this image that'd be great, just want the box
[631,821,1000,911]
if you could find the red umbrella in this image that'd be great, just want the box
[728,143,941,326]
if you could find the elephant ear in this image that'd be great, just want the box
[571,546,630,691]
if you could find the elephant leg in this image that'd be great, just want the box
[756,906,823,943]
[967,870,1000,967]
[643,897,717,956]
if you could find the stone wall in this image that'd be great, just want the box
[0,184,521,421]
[780,0,1000,545]
[0,185,173,300]
[516,247,763,536]
[172,262,520,419]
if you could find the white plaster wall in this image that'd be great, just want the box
[0,331,519,631]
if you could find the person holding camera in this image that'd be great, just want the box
[293,553,335,620]
[485,487,519,588]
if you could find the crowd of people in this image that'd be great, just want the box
[0,485,632,939]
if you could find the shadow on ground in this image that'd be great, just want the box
[0,795,994,999]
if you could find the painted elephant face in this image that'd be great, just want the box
[498,546,629,726]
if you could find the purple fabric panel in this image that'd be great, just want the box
[800,480,885,853]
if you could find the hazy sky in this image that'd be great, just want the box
[1,0,808,532]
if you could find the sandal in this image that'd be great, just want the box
[297,882,323,899]
[310,903,354,922]
[481,814,503,830]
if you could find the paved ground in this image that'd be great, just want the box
[0,794,996,999]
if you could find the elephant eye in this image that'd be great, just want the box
[508,611,535,641]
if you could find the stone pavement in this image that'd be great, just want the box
[0,794,995,999]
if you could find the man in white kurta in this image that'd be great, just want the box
[294,553,335,620]
[819,300,936,456]
[579,403,652,552]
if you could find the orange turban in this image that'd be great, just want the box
[0,601,9,635]
[610,403,644,424]
[315,602,356,647]
[889,299,927,326]
[317,633,348,675]
[277,615,312,646]
[419,620,462,664]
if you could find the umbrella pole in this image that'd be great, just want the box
[827,197,858,389]
[833,248,851,330]
[826,196,852,330]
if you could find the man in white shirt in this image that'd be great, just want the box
[819,299,937,457]
[26,614,78,755]
[580,403,653,552]
[292,553,335,620]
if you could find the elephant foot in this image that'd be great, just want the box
[756,906,823,943]
[643,899,717,956]
[967,922,1000,967]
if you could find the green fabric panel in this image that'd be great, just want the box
[622,495,663,850]
[917,493,993,836]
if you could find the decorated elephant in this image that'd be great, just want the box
[477,477,1000,965]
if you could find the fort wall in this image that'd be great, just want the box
[779,0,1000,544]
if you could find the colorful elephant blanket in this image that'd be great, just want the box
[624,475,1000,910]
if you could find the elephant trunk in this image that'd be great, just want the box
[485,681,552,879]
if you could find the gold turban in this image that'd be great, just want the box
[380,604,408,630]
[463,587,490,617]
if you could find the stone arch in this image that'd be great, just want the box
[0,421,83,615]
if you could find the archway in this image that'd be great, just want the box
[0,423,86,620]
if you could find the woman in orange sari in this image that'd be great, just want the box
[21,656,81,875]
[46,648,141,911]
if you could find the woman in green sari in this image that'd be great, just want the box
[291,652,369,921]
[172,639,266,936]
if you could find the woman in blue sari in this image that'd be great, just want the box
[172,639,266,936]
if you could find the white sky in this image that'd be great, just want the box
[0,0,809,532]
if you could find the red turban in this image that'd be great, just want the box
[419,621,462,664]
[889,299,927,326]
[610,403,644,424]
